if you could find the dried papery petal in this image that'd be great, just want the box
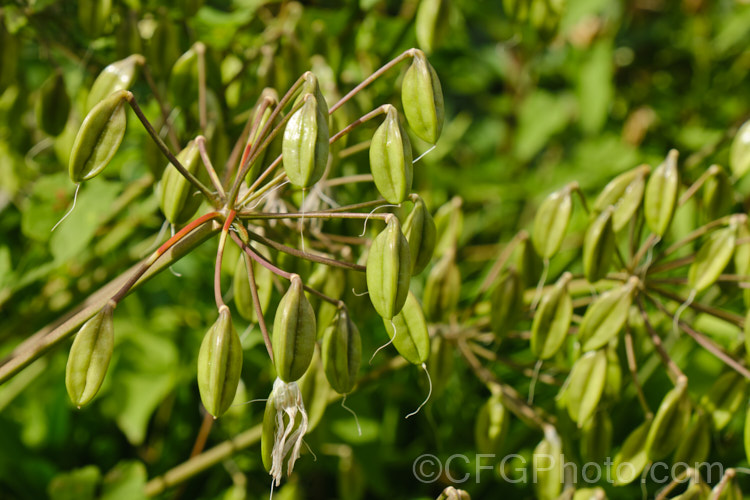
[36,71,71,136]
[644,149,679,237]
[197,306,243,418]
[65,305,115,407]
[645,377,691,459]
[366,216,411,319]
[158,140,204,225]
[321,307,361,394]
[382,292,430,365]
[369,105,413,204]
[530,272,572,359]
[272,275,317,383]
[403,196,437,275]
[532,185,572,259]
[297,346,330,431]
[401,50,444,144]
[86,54,143,112]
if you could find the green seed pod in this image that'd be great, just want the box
[197,306,243,418]
[612,419,652,486]
[146,16,181,81]
[582,207,615,283]
[646,377,691,459]
[423,250,461,321]
[36,71,71,137]
[572,488,606,500]
[531,272,572,359]
[533,427,563,500]
[474,394,509,455]
[532,185,573,259]
[701,371,746,431]
[78,0,112,38]
[321,307,361,394]
[515,234,544,288]
[297,346,330,432]
[282,95,329,188]
[168,46,198,111]
[428,334,454,397]
[272,275,317,383]
[370,106,413,204]
[366,216,411,319]
[703,166,734,220]
[233,250,273,323]
[402,196,437,275]
[401,50,444,144]
[580,412,612,464]
[383,292,430,365]
[294,72,330,118]
[437,486,471,500]
[731,119,750,179]
[673,411,711,467]
[433,196,463,258]
[688,221,738,293]
[69,89,129,183]
[561,349,607,426]
[578,277,638,352]
[158,140,204,225]
[86,54,143,113]
[489,268,523,339]
[65,305,115,407]
[416,0,450,54]
[593,165,649,232]
[673,482,710,500]
[644,149,680,237]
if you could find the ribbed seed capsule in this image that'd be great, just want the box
[294,72,330,117]
[515,235,544,287]
[731,119,750,179]
[36,71,71,136]
[423,250,461,322]
[531,272,572,359]
[69,89,129,183]
[703,166,734,220]
[415,0,450,54]
[158,140,203,225]
[701,371,746,431]
[646,377,691,459]
[580,412,612,463]
[197,306,243,418]
[474,394,509,455]
[402,196,437,275]
[533,427,563,500]
[688,221,738,293]
[65,305,115,407]
[401,50,444,144]
[168,46,198,110]
[383,292,430,365]
[233,250,273,323]
[578,277,638,352]
[282,94,329,188]
[561,349,607,426]
[370,105,413,204]
[644,149,680,237]
[673,412,711,466]
[593,165,649,232]
[612,419,652,486]
[582,207,615,283]
[366,216,411,319]
[86,54,143,112]
[489,268,522,339]
[532,185,573,259]
[272,275,316,382]
[321,308,361,394]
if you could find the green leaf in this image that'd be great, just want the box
[101,461,147,500]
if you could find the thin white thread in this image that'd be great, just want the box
[673,289,696,337]
[239,323,255,345]
[352,288,369,297]
[314,185,340,209]
[143,220,170,255]
[359,204,400,237]
[530,258,550,312]
[168,224,183,277]
[405,363,432,419]
[25,137,53,169]
[370,319,397,364]
[527,359,543,405]
[269,477,274,500]
[412,144,437,164]
[300,189,306,254]
[242,180,290,210]
[51,183,80,232]
[341,394,362,436]
[302,439,317,461]
[232,398,268,408]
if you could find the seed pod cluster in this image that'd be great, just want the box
[612,418,651,485]
[593,165,649,232]
[688,220,739,293]
[366,216,411,320]
[369,105,413,204]
[65,305,115,407]
[578,277,638,351]
[272,275,317,382]
[197,306,243,418]
[560,349,607,426]
[233,248,274,323]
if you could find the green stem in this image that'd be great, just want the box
[678,164,721,207]
[647,284,745,328]
[196,136,226,198]
[246,229,366,272]
[213,211,235,309]
[636,296,685,381]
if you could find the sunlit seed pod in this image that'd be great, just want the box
[382,292,430,365]
[158,140,204,225]
[297,345,330,432]
[437,486,471,500]
[78,0,112,39]
[703,166,734,220]
[65,305,115,407]
[403,196,437,275]
[86,54,144,113]
[578,277,638,352]
[582,206,615,283]
[433,196,463,258]
[593,165,650,232]
[366,216,411,319]
[294,72,330,118]
[673,411,711,467]
[474,394,509,455]
[644,149,680,237]
[272,275,317,383]
[401,50,444,144]
[233,250,273,323]
[416,0,451,54]
[731,119,750,179]
[530,272,572,359]
[746,310,750,365]
[428,334,454,397]
[700,371,746,431]
[532,185,573,259]
[533,427,563,500]
[612,419,652,486]
[646,377,691,459]
[580,411,612,464]
[370,106,413,204]
[282,95,329,188]
[321,307,361,394]
[36,71,71,137]
[562,349,607,426]
[69,89,129,183]
[688,221,738,293]
[423,250,461,322]
[489,267,523,340]
[197,306,243,418]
